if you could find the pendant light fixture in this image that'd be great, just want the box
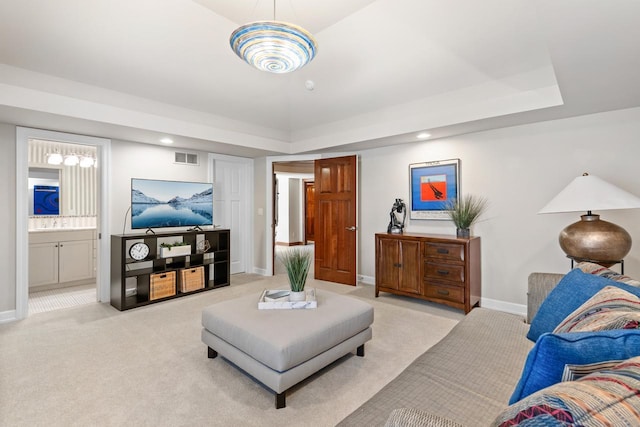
[230,0,317,74]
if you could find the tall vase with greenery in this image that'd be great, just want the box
[445,194,488,238]
[279,248,312,301]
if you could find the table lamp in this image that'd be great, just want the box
[538,173,640,267]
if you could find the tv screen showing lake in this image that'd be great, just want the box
[131,179,213,229]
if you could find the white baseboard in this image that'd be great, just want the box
[357,274,375,285]
[481,297,527,318]
[0,310,17,324]
[252,267,268,276]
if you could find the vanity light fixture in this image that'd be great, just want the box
[79,156,95,168]
[46,152,63,165]
[417,133,431,140]
[64,154,79,166]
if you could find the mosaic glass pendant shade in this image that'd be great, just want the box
[230,21,317,73]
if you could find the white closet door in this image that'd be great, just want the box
[213,158,250,274]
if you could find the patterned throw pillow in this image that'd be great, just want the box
[553,285,640,333]
[508,329,640,403]
[495,357,640,427]
[577,261,640,287]
[527,269,640,342]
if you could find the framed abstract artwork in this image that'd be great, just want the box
[409,159,460,220]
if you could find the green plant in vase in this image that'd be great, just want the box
[159,241,191,258]
[444,194,488,238]
[159,241,190,248]
[279,247,312,301]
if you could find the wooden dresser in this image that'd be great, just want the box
[375,232,481,313]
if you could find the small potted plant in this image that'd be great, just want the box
[279,247,312,301]
[159,241,192,258]
[445,194,488,238]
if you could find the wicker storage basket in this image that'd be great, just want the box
[150,271,176,300]
[180,266,205,292]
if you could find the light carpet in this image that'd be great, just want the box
[0,275,462,427]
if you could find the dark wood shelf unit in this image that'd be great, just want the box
[110,229,230,311]
[375,232,481,313]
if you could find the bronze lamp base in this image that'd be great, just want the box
[559,213,631,267]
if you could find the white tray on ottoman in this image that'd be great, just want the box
[201,289,374,408]
[258,288,318,310]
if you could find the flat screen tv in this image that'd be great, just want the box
[131,178,213,230]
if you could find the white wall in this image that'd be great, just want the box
[0,123,16,315]
[4,106,640,316]
[358,107,640,307]
[109,140,210,234]
[275,175,290,244]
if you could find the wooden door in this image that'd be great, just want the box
[304,180,315,243]
[314,155,357,285]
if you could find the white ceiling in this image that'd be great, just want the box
[0,0,639,157]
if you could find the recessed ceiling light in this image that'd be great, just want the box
[160,138,174,144]
[417,133,431,140]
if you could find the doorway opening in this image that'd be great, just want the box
[272,161,314,275]
[16,127,111,320]
[27,139,99,314]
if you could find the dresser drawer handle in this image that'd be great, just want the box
[437,270,450,276]
[436,248,449,254]
[437,289,450,296]
[394,263,402,268]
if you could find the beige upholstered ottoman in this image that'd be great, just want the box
[201,289,374,408]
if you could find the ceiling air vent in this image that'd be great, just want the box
[174,151,199,165]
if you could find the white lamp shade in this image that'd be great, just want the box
[539,174,640,214]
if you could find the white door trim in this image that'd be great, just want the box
[15,127,111,320]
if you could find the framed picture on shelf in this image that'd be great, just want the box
[409,158,460,220]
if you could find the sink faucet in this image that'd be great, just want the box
[52,219,57,228]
